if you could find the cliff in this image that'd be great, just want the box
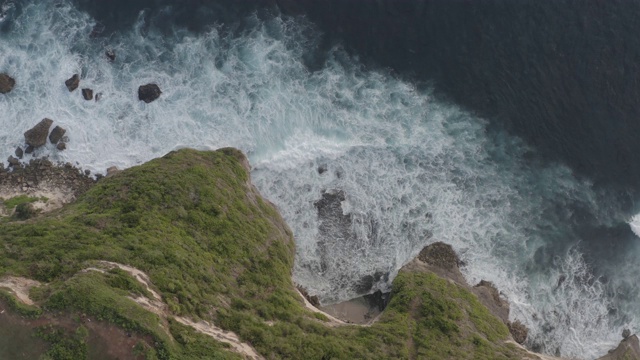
[0,148,547,359]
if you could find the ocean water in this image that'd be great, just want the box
[0,1,638,358]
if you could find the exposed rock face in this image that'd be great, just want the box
[0,73,15,94]
[49,125,66,145]
[597,335,640,360]
[82,88,93,100]
[106,166,120,177]
[475,280,510,324]
[24,118,54,148]
[508,320,528,344]
[138,83,162,103]
[297,286,320,307]
[418,241,460,271]
[65,74,80,92]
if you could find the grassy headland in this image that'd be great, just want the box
[0,148,530,359]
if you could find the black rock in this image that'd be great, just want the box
[138,83,162,103]
[105,49,116,62]
[49,125,66,144]
[7,155,19,167]
[15,147,23,159]
[24,118,54,148]
[0,73,15,94]
[82,88,93,100]
[65,74,79,92]
[24,145,34,154]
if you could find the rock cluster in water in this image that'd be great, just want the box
[0,73,15,94]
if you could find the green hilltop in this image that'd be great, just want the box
[0,148,531,359]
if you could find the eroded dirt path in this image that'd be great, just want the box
[87,262,264,360]
[0,276,41,306]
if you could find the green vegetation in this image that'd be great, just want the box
[36,325,88,360]
[0,148,526,359]
[2,195,43,209]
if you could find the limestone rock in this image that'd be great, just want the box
[138,83,162,103]
[49,125,66,144]
[508,320,528,344]
[24,118,54,148]
[82,88,93,100]
[65,74,79,92]
[0,73,15,94]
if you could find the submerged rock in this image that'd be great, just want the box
[138,83,162,103]
[105,49,116,62]
[65,74,79,92]
[49,125,66,145]
[56,142,66,151]
[82,88,93,100]
[0,73,15,94]
[24,118,54,148]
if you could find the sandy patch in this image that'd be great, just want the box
[0,276,41,305]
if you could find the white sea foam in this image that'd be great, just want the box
[0,1,636,358]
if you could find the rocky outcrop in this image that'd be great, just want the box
[0,157,95,198]
[138,83,162,103]
[475,280,510,324]
[410,242,532,347]
[14,147,23,160]
[49,125,66,145]
[82,88,93,100]
[105,49,116,62]
[24,118,54,148]
[508,320,529,345]
[597,334,640,360]
[65,74,79,92]
[0,73,15,94]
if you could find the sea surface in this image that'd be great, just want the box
[1,1,639,358]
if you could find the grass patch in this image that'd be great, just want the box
[2,195,42,209]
